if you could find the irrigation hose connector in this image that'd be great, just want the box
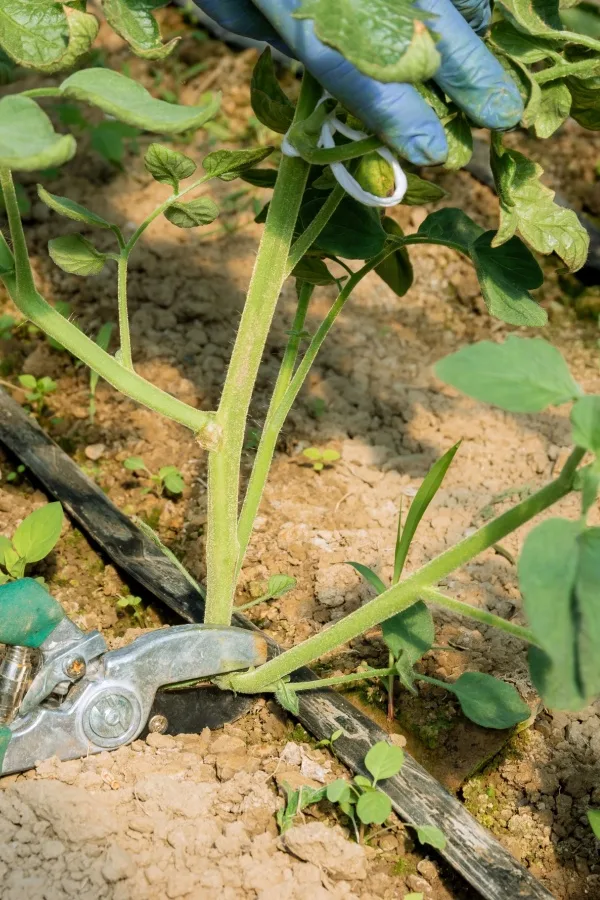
[282,93,407,208]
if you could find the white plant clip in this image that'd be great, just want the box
[282,94,407,208]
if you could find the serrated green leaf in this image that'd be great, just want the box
[265,574,296,599]
[37,186,112,229]
[382,602,435,667]
[36,8,99,75]
[364,741,404,783]
[470,232,547,327]
[101,0,178,60]
[571,396,600,453]
[61,69,220,134]
[588,809,600,839]
[202,147,274,181]
[0,0,69,69]
[436,336,581,413]
[415,825,446,850]
[0,96,75,171]
[520,518,584,709]
[443,110,473,170]
[144,143,196,190]
[375,217,413,298]
[299,195,386,260]
[347,562,387,595]
[402,173,447,205]
[250,47,295,133]
[274,679,299,715]
[48,234,107,277]
[394,442,460,580]
[491,20,559,62]
[491,143,589,272]
[12,502,63,564]
[356,790,392,825]
[293,0,440,84]
[418,207,484,253]
[123,456,147,472]
[450,672,530,729]
[326,779,353,803]
[164,197,219,229]
[292,256,337,285]
[532,81,571,138]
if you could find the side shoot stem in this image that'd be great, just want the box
[117,254,133,370]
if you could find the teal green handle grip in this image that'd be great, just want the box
[0,578,65,648]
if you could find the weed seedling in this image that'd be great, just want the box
[116,593,146,627]
[5,464,25,484]
[123,457,185,497]
[18,374,57,415]
[0,502,63,583]
[314,728,343,751]
[302,446,340,471]
[237,573,296,612]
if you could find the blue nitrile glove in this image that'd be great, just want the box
[193,0,523,166]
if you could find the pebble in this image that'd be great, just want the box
[84,443,106,461]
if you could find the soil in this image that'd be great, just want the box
[1,8,600,900]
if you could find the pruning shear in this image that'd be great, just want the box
[0,578,267,775]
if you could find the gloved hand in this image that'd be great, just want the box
[194,0,523,166]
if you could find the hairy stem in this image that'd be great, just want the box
[262,667,396,692]
[117,254,133,371]
[419,587,537,645]
[203,73,322,626]
[230,447,584,692]
[0,169,214,434]
[236,281,314,574]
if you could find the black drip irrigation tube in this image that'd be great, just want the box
[0,387,555,900]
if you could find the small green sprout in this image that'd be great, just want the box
[302,446,340,471]
[588,809,600,839]
[116,593,146,627]
[123,457,185,496]
[5,464,25,483]
[315,728,343,751]
[237,573,296,612]
[18,374,57,414]
[0,502,64,583]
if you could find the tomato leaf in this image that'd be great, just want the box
[250,47,295,133]
[37,186,112,229]
[0,96,75,171]
[364,741,405,783]
[382,601,435,665]
[144,143,196,190]
[450,672,530,729]
[12,502,63,564]
[48,234,107,277]
[101,0,178,60]
[164,198,219,229]
[356,790,392,824]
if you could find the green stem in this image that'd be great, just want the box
[203,73,322,627]
[0,169,215,435]
[229,447,584,692]
[117,254,133,370]
[236,281,314,574]
[125,174,211,253]
[262,667,396,692]
[419,587,537,645]
[21,88,63,98]
[534,58,600,83]
[286,183,346,274]
[290,135,383,165]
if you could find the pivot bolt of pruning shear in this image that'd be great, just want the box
[63,657,86,680]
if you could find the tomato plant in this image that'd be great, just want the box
[0,0,599,725]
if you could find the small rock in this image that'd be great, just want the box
[85,443,106,461]
[280,742,303,766]
[389,733,407,748]
[101,844,136,882]
[407,874,432,893]
[146,733,176,750]
[210,734,246,755]
[283,822,367,880]
[39,840,64,860]
[300,756,328,784]
[417,859,439,881]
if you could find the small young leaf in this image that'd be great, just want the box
[4,547,26,580]
[123,456,148,473]
[356,790,392,825]
[571,396,600,454]
[533,82,572,138]
[12,502,63,564]
[347,562,387,595]
[491,143,589,272]
[443,110,473,170]
[588,809,600,839]
[274,679,299,715]
[0,96,75,172]
[239,167,278,188]
[375,217,413,298]
[164,197,219,229]
[203,147,275,181]
[60,69,220,134]
[450,672,530,729]
[144,143,196,190]
[292,256,337,286]
[364,741,405,783]
[321,449,340,462]
[303,447,322,461]
[404,894,424,900]
[435,336,581,413]
[265,574,296,599]
[162,471,184,495]
[382,602,435,665]
[250,47,295,133]
[326,779,353,803]
[48,235,107,277]
[101,0,178,60]
[401,173,447,205]
[0,535,13,567]
[394,443,460,580]
[415,825,446,850]
[293,0,440,84]
[37,186,112,229]
[18,374,37,391]
[353,775,373,789]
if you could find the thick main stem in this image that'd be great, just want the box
[236,281,314,574]
[230,447,584,691]
[117,255,133,370]
[203,74,322,626]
